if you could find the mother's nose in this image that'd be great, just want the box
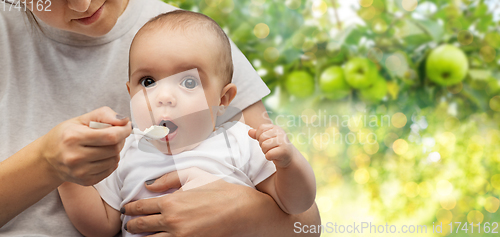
[67,0,91,12]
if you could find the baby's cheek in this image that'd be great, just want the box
[181,104,214,141]
[130,93,154,130]
[186,93,213,115]
[201,94,222,120]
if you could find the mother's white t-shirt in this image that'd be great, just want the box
[0,0,270,235]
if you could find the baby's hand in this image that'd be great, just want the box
[248,124,294,168]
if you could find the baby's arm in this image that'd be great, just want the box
[58,182,121,237]
[249,124,316,214]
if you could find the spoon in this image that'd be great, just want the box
[89,121,169,140]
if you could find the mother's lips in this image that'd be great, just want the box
[74,5,104,25]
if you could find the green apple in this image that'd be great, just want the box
[343,57,379,89]
[426,44,469,86]
[359,77,388,102]
[319,66,351,100]
[284,71,315,98]
[486,77,500,96]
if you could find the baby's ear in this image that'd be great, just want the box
[126,81,131,95]
[219,83,237,107]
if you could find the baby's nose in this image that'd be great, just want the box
[156,90,177,107]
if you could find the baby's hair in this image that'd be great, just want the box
[132,10,233,85]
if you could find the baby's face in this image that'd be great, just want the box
[128,29,226,155]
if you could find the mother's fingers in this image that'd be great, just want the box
[81,139,125,162]
[145,171,182,193]
[80,123,132,146]
[151,167,221,192]
[63,156,119,186]
[88,156,120,175]
[78,106,130,127]
[76,166,117,186]
[145,168,222,194]
[177,168,222,191]
[125,214,169,234]
[91,165,118,181]
[122,196,163,216]
[146,232,173,237]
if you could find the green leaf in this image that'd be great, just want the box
[413,19,444,43]
[485,32,500,48]
[395,20,426,39]
[461,84,488,111]
[476,15,493,32]
[325,25,355,52]
[344,26,368,46]
[282,49,302,64]
[403,34,433,47]
[469,69,492,81]
[474,3,488,17]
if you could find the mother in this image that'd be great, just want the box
[0,0,320,236]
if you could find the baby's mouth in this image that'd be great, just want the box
[159,120,178,134]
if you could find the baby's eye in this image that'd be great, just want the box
[181,77,198,89]
[140,77,156,88]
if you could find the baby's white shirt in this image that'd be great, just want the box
[94,121,276,234]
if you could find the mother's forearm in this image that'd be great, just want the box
[0,138,63,227]
[240,188,321,237]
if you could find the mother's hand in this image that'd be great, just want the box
[121,168,321,237]
[121,168,257,237]
[41,106,131,186]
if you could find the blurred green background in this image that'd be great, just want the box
[165,0,499,236]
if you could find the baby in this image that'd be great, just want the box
[58,10,316,237]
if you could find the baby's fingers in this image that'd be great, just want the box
[254,124,275,141]
[248,129,257,140]
[261,138,280,154]
[257,129,280,145]
[265,147,291,168]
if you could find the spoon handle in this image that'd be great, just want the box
[89,121,113,129]
[89,121,167,140]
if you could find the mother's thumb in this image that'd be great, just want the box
[144,172,182,193]
[80,106,129,126]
